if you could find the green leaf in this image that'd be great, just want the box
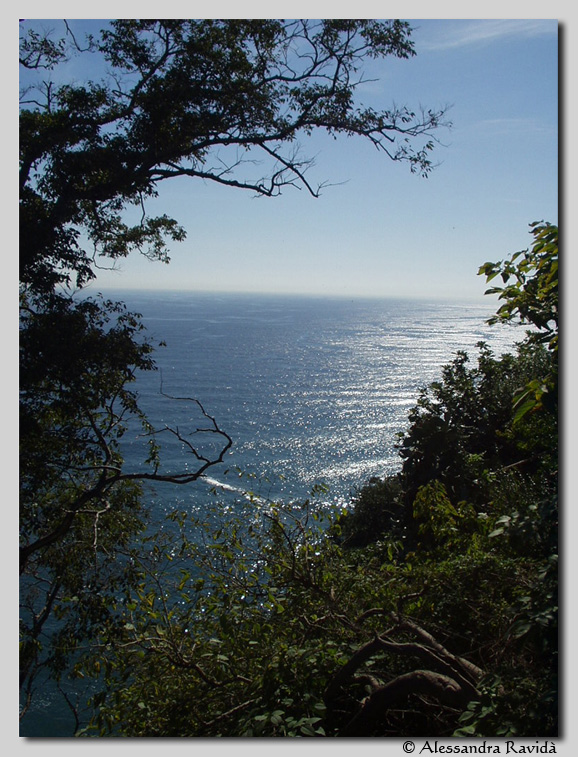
[509,619,532,638]
[454,725,477,736]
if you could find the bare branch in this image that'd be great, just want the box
[340,669,472,737]
[324,613,483,736]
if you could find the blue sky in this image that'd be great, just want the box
[83,17,559,300]
[19,14,559,301]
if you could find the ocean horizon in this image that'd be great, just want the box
[107,289,521,514]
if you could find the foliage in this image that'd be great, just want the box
[20,18,449,295]
[20,292,150,708]
[479,222,558,350]
[395,340,555,539]
[82,455,556,737]
[81,496,486,737]
[339,475,404,547]
[19,17,449,731]
[478,221,558,420]
[19,290,231,718]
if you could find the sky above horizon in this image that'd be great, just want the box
[20,17,559,301]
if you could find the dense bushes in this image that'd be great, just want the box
[34,223,555,737]
[339,475,404,547]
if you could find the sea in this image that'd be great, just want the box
[116,290,520,512]
[20,290,522,737]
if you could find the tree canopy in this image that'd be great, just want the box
[19,18,450,730]
[20,19,449,295]
[479,221,558,421]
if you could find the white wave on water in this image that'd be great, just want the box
[201,475,245,494]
